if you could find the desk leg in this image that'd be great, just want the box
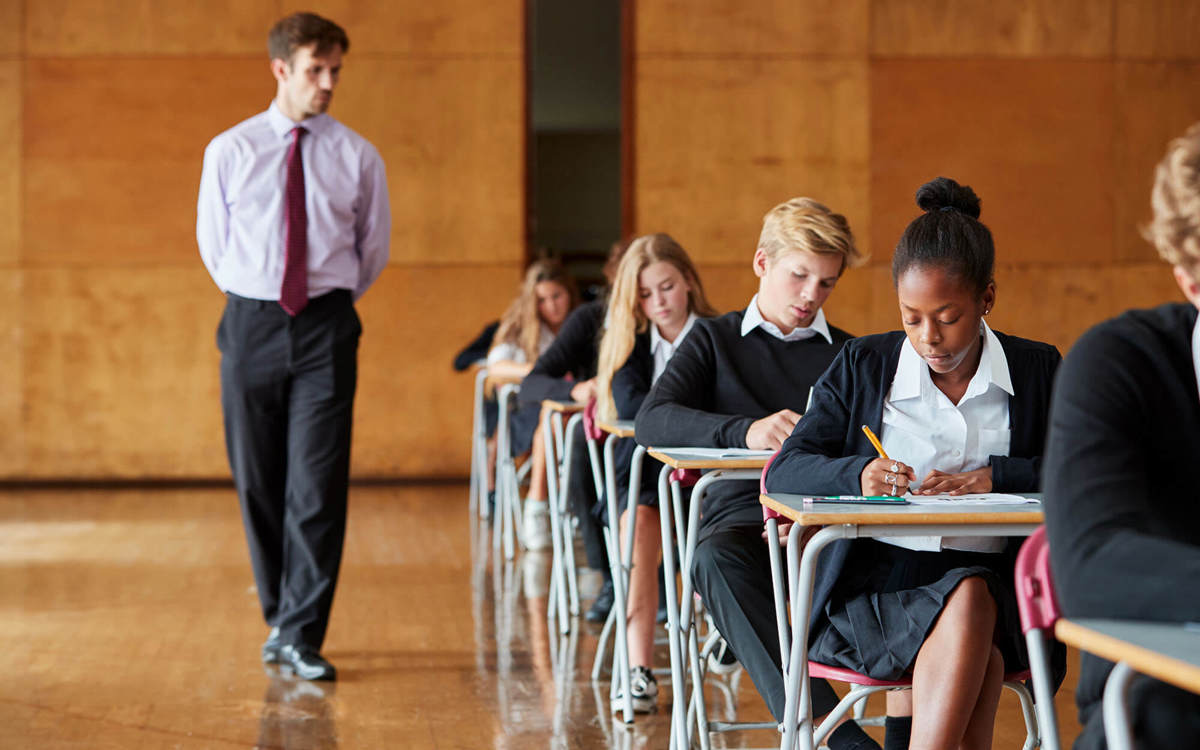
[544,410,570,636]
[658,465,686,750]
[604,436,634,723]
[780,525,854,750]
[561,414,583,617]
[1102,661,1135,750]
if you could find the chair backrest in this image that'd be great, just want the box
[582,399,605,442]
[1014,525,1061,634]
[760,448,783,521]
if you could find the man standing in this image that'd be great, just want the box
[197,12,390,681]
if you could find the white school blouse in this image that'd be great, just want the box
[878,321,1012,553]
[650,313,699,383]
[486,324,556,367]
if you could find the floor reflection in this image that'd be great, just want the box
[255,671,338,750]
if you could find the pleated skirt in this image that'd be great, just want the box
[807,539,1026,681]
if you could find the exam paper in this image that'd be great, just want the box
[905,493,1038,505]
[660,448,775,459]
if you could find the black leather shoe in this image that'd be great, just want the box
[585,579,614,623]
[261,627,282,664]
[656,605,669,625]
[280,644,337,681]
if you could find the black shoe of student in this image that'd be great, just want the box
[585,579,615,623]
[261,627,283,664]
[280,644,337,681]
[656,605,669,625]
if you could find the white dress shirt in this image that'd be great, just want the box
[486,324,556,367]
[879,321,1013,553]
[650,313,698,382]
[741,294,833,344]
[197,102,391,301]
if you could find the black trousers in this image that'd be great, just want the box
[692,522,838,723]
[218,290,360,650]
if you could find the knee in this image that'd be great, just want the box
[948,576,997,619]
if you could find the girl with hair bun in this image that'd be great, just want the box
[593,232,716,712]
[766,177,1063,749]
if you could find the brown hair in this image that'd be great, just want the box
[595,234,716,422]
[491,259,579,363]
[1144,121,1200,274]
[268,13,349,63]
[757,197,865,272]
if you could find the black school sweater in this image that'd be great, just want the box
[1043,302,1200,747]
[634,310,852,532]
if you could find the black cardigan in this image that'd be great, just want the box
[1043,303,1200,742]
[764,329,1062,630]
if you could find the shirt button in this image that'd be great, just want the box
[952,449,962,457]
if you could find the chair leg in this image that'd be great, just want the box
[1003,679,1041,750]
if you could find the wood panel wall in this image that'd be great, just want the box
[633,0,1196,351]
[1,1,524,479]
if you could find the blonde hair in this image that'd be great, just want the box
[595,234,716,422]
[1144,122,1200,275]
[757,197,865,271]
[491,259,578,363]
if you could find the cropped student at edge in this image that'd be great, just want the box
[765,177,1063,750]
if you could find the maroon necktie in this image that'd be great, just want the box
[280,126,308,316]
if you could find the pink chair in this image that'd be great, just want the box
[760,457,1041,750]
[1014,525,1063,750]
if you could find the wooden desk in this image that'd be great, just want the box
[1054,618,1200,750]
[647,447,771,750]
[761,492,1043,750]
[596,419,635,439]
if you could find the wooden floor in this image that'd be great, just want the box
[3,484,1083,748]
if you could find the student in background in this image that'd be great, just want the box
[1043,123,1200,748]
[636,198,868,746]
[593,233,717,712]
[520,241,630,617]
[766,177,1061,750]
[486,259,577,549]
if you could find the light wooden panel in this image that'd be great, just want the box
[335,58,524,266]
[991,263,1184,353]
[1114,63,1200,261]
[300,0,522,56]
[636,58,869,264]
[18,269,227,479]
[871,60,1114,267]
[352,264,523,477]
[636,0,867,57]
[22,58,269,267]
[1116,0,1200,60]
[0,271,23,476]
[0,0,19,54]
[871,0,1112,57]
[0,61,17,266]
[25,0,279,56]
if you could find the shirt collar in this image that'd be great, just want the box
[740,294,832,344]
[1192,314,1200,404]
[651,312,698,356]
[892,320,1013,402]
[267,101,331,140]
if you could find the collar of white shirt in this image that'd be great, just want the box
[267,101,332,140]
[891,320,1013,403]
[651,312,698,358]
[740,294,832,344]
[1192,314,1200,403]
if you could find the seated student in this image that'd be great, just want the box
[636,198,870,745]
[765,177,1061,750]
[1043,124,1200,749]
[520,241,629,615]
[593,233,717,712]
[486,259,577,548]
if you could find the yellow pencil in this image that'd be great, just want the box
[861,424,889,459]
